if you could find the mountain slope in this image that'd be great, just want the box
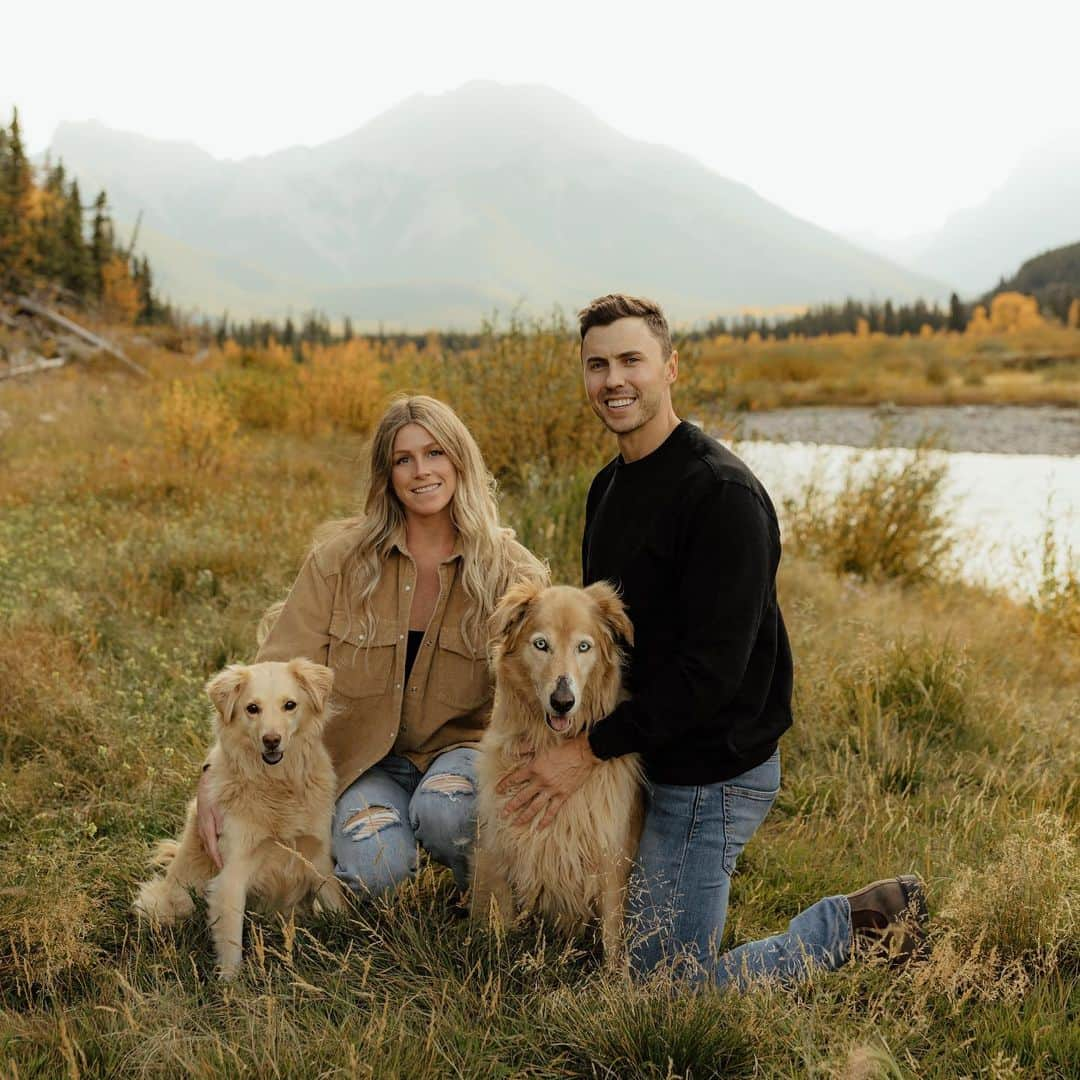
[50,82,946,328]
[909,135,1080,295]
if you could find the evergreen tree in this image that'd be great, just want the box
[0,108,35,289]
[59,179,93,295]
[89,190,113,296]
[947,292,966,332]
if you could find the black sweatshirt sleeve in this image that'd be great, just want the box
[588,478,777,760]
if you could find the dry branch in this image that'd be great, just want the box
[14,296,150,378]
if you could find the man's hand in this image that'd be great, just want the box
[196,767,224,870]
[497,733,599,829]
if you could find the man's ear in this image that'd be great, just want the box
[667,349,679,386]
[287,658,335,714]
[489,580,544,656]
[205,665,251,724]
[585,581,634,648]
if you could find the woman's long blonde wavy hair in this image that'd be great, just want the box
[319,395,545,650]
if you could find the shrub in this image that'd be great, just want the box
[399,314,611,490]
[154,378,243,473]
[1031,513,1080,642]
[500,464,594,584]
[919,814,1079,1002]
[783,443,955,584]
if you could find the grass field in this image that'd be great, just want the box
[0,327,1077,1078]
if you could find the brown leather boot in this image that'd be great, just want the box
[847,875,929,967]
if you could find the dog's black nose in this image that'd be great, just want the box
[549,678,575,716]
[262,733,281,750]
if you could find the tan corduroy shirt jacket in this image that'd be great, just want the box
[255,526,544,798]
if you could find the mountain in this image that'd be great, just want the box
[49,82,946,329]
[983,240,1080,320]
[906,134,1080,295]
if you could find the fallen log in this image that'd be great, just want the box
[0,355,68,381]
[14,297,150,378]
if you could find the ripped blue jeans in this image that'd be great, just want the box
[333,747,478,896]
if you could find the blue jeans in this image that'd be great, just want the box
[332,747,478,896]
[628,749,852,988]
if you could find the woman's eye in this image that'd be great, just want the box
[245,703,260,715]
[283,700,297,711]
[429,448,444,457]
[533,638,548,651]
[578,641,591,652]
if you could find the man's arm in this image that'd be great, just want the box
[587,479,777,761]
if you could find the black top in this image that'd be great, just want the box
[404,629,425,686]
[583,421,793,785]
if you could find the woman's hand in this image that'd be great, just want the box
[497,734,599,829]
[196,768,224,870]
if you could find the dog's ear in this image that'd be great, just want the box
[287,657,335,714]
[490,579,544,655]
[585,582,634,648]
[205,665,251,724]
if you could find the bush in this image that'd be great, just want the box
[154,379,243,473]
[501,464,595,584]
[398,314,611,490]
[1031,514,1080,643]
[784,443,955,584]
[919,814,1079,1002]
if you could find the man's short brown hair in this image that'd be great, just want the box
[577,294,672,359]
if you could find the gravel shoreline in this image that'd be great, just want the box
[719,404,1079,456]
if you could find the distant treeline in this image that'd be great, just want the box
[212,310,485,353]
[694,295,969,341]
[0,108,166,322]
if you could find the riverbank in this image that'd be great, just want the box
[716,403,1079,456]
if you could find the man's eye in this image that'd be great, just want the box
[283,700,297,711]
[578,641,591,652]
[533,638,548,651]
[245,703,260,715]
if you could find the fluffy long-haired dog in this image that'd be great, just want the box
[133,658,344,979]
[471,582,644,964]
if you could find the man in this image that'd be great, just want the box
[499,294,926,986]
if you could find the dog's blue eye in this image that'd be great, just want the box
[533,638,548,651]
[245,703,260,715]
[283,700,297,711]
[578,641,591,652]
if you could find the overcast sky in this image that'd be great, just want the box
[4,0,1078,241]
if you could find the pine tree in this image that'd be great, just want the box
[947,292,966,332]
[89,190,113,296]
[0,108,35,289]
[59,179,93,295]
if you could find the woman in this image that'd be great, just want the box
[196,395,547,896]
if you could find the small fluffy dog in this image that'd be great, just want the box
[133,658,344,979]
[471,582,644,965]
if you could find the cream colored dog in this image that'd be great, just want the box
[471,582,644,965]
[133,658,344,979]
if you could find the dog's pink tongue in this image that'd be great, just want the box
[548,714,570,732]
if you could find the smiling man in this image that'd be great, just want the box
[499,293,927,987]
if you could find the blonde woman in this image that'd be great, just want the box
[196,396,547,897]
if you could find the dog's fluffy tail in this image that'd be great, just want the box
[133,874,194,926]
[151,838,180,868]
[256,600,286,648]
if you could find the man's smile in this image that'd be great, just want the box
[605,397,637,410]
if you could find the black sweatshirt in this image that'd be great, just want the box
[583,421,793,785]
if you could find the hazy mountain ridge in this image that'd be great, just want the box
[49,82,946,328]
[850,133,1080,296]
